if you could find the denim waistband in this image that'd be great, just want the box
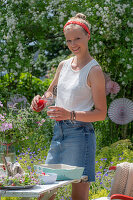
[56,120,93,127]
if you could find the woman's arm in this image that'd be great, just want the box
[31,60,64,110]
[44,60,65,98]
[75,65,107,122]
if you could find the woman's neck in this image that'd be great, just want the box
[72,53,93,70]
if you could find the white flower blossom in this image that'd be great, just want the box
[92,25,98,32]
[99,41,103,46]
[17,42,25,59]
[6,13,17,28]
[71,11,77,16]
[3,55,8,62]
[127,64,132,69]
[99,31,103,35]
[125,37,130,42]
[105,0,110,4]
[59,12,65,23]
[88,8,92,11]
[16,63,21,69]
[51,27,55,31]
[127,21,133,28]
[104,7,108,11]
[95,4,99,9]
[119,72,122,77]
[99,7,103,12]
[14,72,18,76]
[96,11,101,16]
[24,67,28,72]
[107,58,111,63]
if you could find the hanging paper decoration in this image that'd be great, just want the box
[108,98,133,125]
[105,80,120,95]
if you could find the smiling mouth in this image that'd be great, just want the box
[72,47,80,52]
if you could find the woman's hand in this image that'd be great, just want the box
[42,91,53,99]
[30,95,42,111]
[47,106,71,121]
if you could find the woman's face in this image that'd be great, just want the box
[64,26,90,56]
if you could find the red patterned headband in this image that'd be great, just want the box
[63,21,90,36]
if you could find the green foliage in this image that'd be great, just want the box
[90,188,109,199]
[94,119,133,151]
[96,139,133,171]
[0,72,52,103]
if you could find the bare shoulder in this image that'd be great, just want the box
[88,65,105,87]
[90,65,103,73]
[57,57,72,73]
[89,65,104,79]
[56,59,67,73]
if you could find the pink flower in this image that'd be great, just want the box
[38,123,42,126]
[0,122,13,132]
[0,101,3,107]
[8,123,13,129]
[0,114,5,121]
[41,119,45,123]
[106,80,120,95]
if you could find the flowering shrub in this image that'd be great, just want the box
[0,0,132,91]
[0,99,54,148]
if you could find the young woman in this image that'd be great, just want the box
[31,13,107,200]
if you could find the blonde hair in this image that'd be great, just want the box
[64,13,90,35]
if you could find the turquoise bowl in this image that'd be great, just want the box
[34,164,84,181]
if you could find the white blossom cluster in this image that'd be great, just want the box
[4,12,18,40]
[0,0,132,87]
[115,3,130,16]
[11,0,22,4]
[17,42,25,60]
[58,12,66,23]
[127,20,133,28]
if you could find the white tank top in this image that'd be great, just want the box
[55,57,99,111]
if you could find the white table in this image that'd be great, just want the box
[0,176,88,200]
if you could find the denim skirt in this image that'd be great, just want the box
[45,120,96,182]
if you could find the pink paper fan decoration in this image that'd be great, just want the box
[108,98,133,125]
[106,80,120,95]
